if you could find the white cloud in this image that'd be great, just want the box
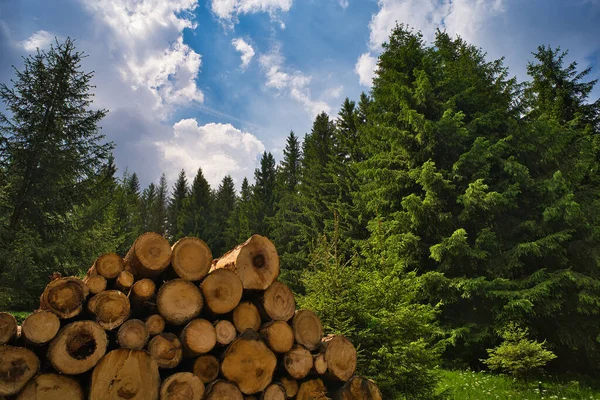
[339,0,349,9]
[21,30,54,51]
[156,119,265,187]
[211,0,292,25]
[259,47,331,117]
[231,38,255,70]
[322,85,344,100]
[355,52,377,87]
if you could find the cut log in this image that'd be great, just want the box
[205,380,243,400]
[312,353,327,375]
[83,275,107,295]
[335,376,382,400]
[211,235,280,290]
[115,270,134,293]
[233,301,261,333]
[125,232,172,278]
[145,314,166,336]
[0,313,18,345]
[260,321,294,354]
[21,310,60,345]
[321,335,357,381]
[296,379,328,400]
[87,290,131,330]
[292,310,323,351]
[157,279,203,325]
[90,253,124,279]
[0,345,39,396]
[117,319,149,350]
[221,329,277,395]
[192,354,219,383]
[283,345,313,380]
[261,383,286,400]
[47,321,108,375]
[16,373,83,400]
[40,277,89,319]
[171,237,212,281]
[280,377,298,398]
[262,281,295,322]
[214,320,236,346]
[160,372,205,400]
[180,319,216,356]
[131,278,156,305]
[89,349,160,400]
[201,269,243,314]
[148,333,183,369]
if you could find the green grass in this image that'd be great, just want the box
[437,369,600,400]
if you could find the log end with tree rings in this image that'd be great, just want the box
[160,372,205,400]
[16,373,83,400]
[0,312,18,345]
[87,290,131,330]
[83,275,107,295]
[192,354,220,384]
[296,379,328,400]
[157,279,203,326]
[292,310,323,351]
[233,301,261,333]
[148,333,183,369]
[283,345,313,380]
[260,321,294,354]
[262,281,295,322]
[145,314,166,336]
[47,321,108,375]
[214,320,236,346]
[261,383,287,400]
[21,310,60,345]
[205,380,243,400]
[180,319,216,356]
[171,237,212,281]
[115,270,135,293]
[321,334,357,381]
[40,277,89,319]
[117,319,149,350]
[280,376,299,398]
[335,376,383,400]
[92,253,124,279]
[200,269,242,315]
[0,345,40,396]
[125,232,172,278]
[211,235,280,290]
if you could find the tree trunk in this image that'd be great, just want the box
[262,281,295,322]
[205,380,243,400]
[87,290,131,330]
[261,383,286,400]
[192,355,219,384]
[214,320,236,346]
[145,314,165,336]
[0,312,18,345]
[160,372,205,400]
[221,329,277,395]
[211,235,280,290]
[117,319,149,350]
[180,319,216,357]
[171,237,212,281]
[16,373,83,400]
[296,379,328,400]
[335,376,382,400]
[283,345,313,380]
[89,349,160,400]
[83,275,107,295]
[233,302,261,333]
[115,271,134,293]
[260,321,294,354]
[157,279,203,326]
[320,335,357,382]
[292,310,323,351]
[201,269,243,315]
[89,253,124,279]
[280,376,298,398]
[148,333,182,369]
[47,321,108,375]
[21,310,60,345]
[124,232,172,278]
[40,277,89,319]
[0,345,39,396]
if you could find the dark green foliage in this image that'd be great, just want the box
[182,167,213,243]
[225,177,253,249]
[168,169,189,240]
[250,151,277,236]
[210,175,236,256]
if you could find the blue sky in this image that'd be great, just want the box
[1,0,599,189]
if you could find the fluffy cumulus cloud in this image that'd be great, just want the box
[231,38,255,70]
[156,119,265,186]
[259,47,331,117]
[355,52,377,87]
[21,30,54,51]
[211,0,293,26]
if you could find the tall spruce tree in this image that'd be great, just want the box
[250,152,277,236]
[225,177,253,248]
[168,170,188,240]
[211,175,236,255]
[182,167,213,241]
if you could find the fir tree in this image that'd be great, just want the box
[183,167,212,241]
[168,170,188,240]
[251,152,277,236]
[211,175,236,255]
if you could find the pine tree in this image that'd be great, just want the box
[210,175,236,255]
[250,152,277,236]
[168,170,188,240]
[182,167,212,241]
[277,131,301,193]
[126,172,141,197]
[225,177,253,248]
[140,183,157,233]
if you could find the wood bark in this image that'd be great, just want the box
[115,271,134,293]
[87,290,131,330]
[157,279,203,325]
[233,301,261,333]
[124,232,172,278]
[262,281,295,322]
[211,235,280,290]
[259,321,294,354]
[83,275,107,295]
[180,319,216,356]
[16,373,83,400]
[47,321,108,375]
[205,380,243,400]
[335,376,383,400]
[214,320,236,346]
[321,335,357,381]
[292,310,323,351]
[280,376,298,398]
[0,313,18,345]
[283,344,313,380]
[89,349,160,400]
[201,269,243,314]
[192,354,220,383]
[261,383,286,400]
[40,277,89,319]
[148,333,182,369]
[221,329,277,395]
[160,372,205,400]
[21,310,60,345]
[90,253,124,279]
[0,345,39,396]
[145,314,165,336]
[296,379,328,400]
[117,319,149,350]
[171,237,212,281]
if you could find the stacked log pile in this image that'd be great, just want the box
[0,233,382,399]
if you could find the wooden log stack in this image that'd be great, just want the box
[0,233,382,399]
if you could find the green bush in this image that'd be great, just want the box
[482,323,557,378]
